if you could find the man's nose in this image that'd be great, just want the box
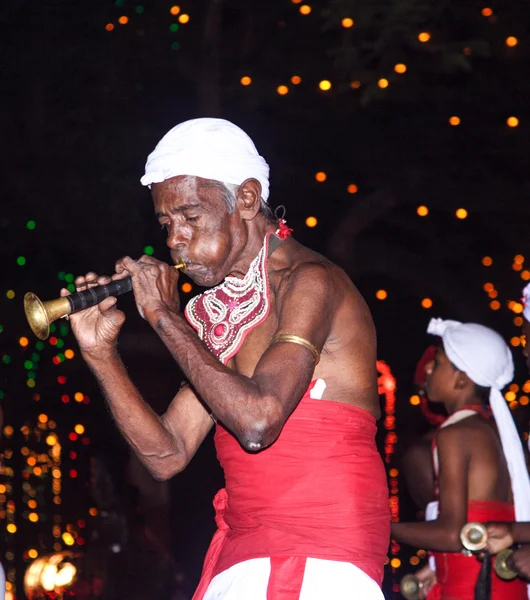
[167,225,189,250]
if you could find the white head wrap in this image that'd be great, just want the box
[523,283,530,322]
[428,317,530,523]
[140,117,270,201]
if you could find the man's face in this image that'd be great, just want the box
[425,347,459,404]
[152,175,245,287]
[522,319,530,374]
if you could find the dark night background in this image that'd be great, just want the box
[1,0,529,598]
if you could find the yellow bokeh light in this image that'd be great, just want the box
[347,184,358,194]
[178,14,190,24]
[38,414,48,424]
[421,298,433,309]
[394,63,407,74]
[507,116,519,127]
[319,80,332,91]
[449,116,461,126]
[19,337,29,347]
[28,549,38,559]
[524,382,530,393]
[33,467,42,476]
[305,216,318,228]
[74,392,84,402]
[378,78,389,89]
[27,457,37,466]
[74,424,85,435]
[505,391,516,402]
[7,524,17,534]
[376,289,388,301]
[482,256,493,266]
[410,394,421,406]
[342,18,354,28]
[29,512,39,523]
[240,76,252,86]
[456,208,468,219]
[62,532,75,546]
[46,434,57,446]
[481,7,493,16]
[181,282,192,293]
[506,36,518,47]
[64,349,75,359]
[315,171,327,182]
[7,290,15,299]
[291,75,302,85]
[417,205,429,217]
[277,85,289,96]
[28,500,37,509]
[418,32,431,43]
[512,302,524,314]
[299,5,312,15]
[118,16,129,25]
[170,5,181,15]
[390,558,401,568]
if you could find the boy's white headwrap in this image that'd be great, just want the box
[428,318,530,522]
[140,118,270,201]
[523,283,530,322]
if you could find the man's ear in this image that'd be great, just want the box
[455,371,470,390]
[237,178,262,220]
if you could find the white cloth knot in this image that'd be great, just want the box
[140,117,270,202]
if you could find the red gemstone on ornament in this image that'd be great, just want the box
[214,324,224,337]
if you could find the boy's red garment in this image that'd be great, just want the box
[192,382,390,600]
[428,500,526,599]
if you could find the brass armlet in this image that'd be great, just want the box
[270,333,320,365]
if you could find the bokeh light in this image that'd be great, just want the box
[456,208,468,219]
[305,216,318,228]
[376,289,388,300]
[319,80,332,91]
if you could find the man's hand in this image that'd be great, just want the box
[115,255,181,322]
[512,545,530,581]
[63,272,126,356]
[486,523,514,554]
[415,563,437,599]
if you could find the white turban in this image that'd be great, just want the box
[428,318,530,522]
[140,117,270,202]
[523,283,530,322]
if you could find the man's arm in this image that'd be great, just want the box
[392,426,469,552]
[84,352,213,480]
[148,261,339,450]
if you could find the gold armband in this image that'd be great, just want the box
[270,333,320,365]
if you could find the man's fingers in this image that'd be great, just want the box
[115,256,136,274]
[75,272,100,291]
[98,296,118,313]
[60,288,71,297]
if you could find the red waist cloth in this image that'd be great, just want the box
[192,383,390,600]
[428,500,527,600]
